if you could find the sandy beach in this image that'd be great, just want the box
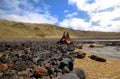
[74,47,120,79]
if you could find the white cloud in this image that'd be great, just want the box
[59,18,91,30]
[0,12,58,24]
[66,12,78,18]
[0,0,58,24]
[63,0,120,32]
[64,10,69,13]
[69,0,120,12]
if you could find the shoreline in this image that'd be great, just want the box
[74,48,120,79]
[84,46,120,60]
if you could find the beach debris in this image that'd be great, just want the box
[57,32,73,44]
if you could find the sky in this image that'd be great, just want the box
[0,0,120,32]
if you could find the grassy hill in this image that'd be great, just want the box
[0,19,120,38]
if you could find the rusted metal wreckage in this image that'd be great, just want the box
[57,31,73,44]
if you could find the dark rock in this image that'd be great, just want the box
[57,45,67,53]
[0,54,8,63]
[37,59,43,66]
[66,44,75,51]
[89,55,106,62]
[45,64,54,78]
[89,44,94,48]
[0,40,82,78]
[59,57,74,73]
[59,62,66,71]
[76,52,86,59]
[13,60,27,71]
[50,58,58,66]
[0,70,17,79]
[67,62,73,71]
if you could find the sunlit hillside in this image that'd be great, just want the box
[0,20,120,38]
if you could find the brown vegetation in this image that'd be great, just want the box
[0,19,120,38]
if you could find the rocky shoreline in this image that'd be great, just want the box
[0,39,120,79]
[0,40,86,79]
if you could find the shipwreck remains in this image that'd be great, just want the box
[57,32,73,44]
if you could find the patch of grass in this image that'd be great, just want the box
[0,19,120,38]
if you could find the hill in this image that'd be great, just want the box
[0,19,120,38]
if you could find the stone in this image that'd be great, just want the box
[59,57,74,73]
[89,44,94,48]
[37,59,43,66]
[7,63,14,69]
[59,68,85,79]
[0,70,17,79]
[59,73,79,79]
[17,69,31,79]
[0,54,8,63]
[77,43,83,49]
[76,52,86,59]
[72,68,86,79]
[0,72,3,77]
[89,55,106,62]
[0,64,7,72]
[33,66,48,76]
[0,40,81,79]
[66,44,75,51]
[13,61,27,71]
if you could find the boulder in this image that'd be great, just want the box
[89,55,106,62]
[59,68,85,79]
[59,57,74,73]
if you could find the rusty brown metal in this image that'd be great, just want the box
[57,32,73,44]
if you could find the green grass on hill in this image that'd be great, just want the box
[0,19,120,38]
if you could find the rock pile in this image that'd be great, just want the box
[0,40,85,79]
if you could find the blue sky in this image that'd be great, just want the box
[0,0,120,32]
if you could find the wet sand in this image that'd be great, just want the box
[74,48,120,79]
[84,46,120,60]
